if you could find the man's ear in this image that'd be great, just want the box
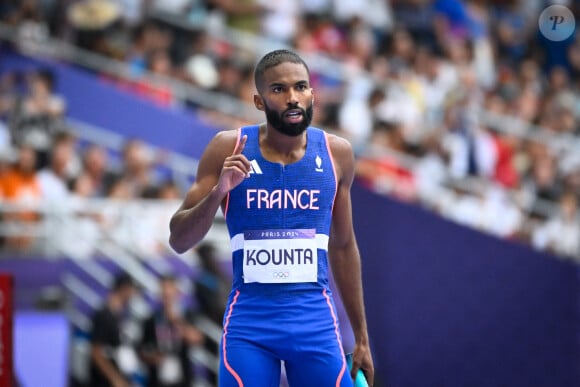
[254,94,264,111]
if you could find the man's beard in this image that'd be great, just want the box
[264,101,314,137]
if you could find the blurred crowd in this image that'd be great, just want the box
[1,0,580,258]
[0,66,182,255]
[79,241,230,387]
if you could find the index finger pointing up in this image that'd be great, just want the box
[233,134,247,155]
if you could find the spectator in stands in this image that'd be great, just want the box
[181,30,220,90]
[149,0,213,27]
[33,131,80,254]
[0,71,19,120]
[37,131,75,200]
[123,22,172,78]
[532,191,580,258]
[117,138,158,198]
[374,62,425,146]
[343,21,381,72]
[256,0,299,43]
[106,176,133,200]
[139,274,203,387]
[66,0,122,57]
[134,48,175,106]
[157,179,181,200]
[0,121,11,161]
[99,176,134,253]
[413,132,448,202]
[150,0,194,17]
[128,178,179,256]
[355,120,417,201]
[562,161,580,203]
[110,0,147,30]
[440,182,486,230]
[56,172,104,258]
[333,0,393,40]
[488,128,521,189]
[492,1,534,66]
[391,0,437,48]
[126,23,151,77]
[89,272,140,387]
[432,0,472,43]
[522,150,562,219]
[192,241,230,384]
[413,45,459,132]
[441,77,497,180]
[338,86,386,151]
[0,0,18,22]
[194,241,230,326]
[212,57,247,98]
[389,27,418,70]
[0,143,14,251]
[80,144,117,197]
[8,68,66,169]
[69,173,94,198]
[13,0,51,54]
[478,183,523,238]
[211,0,263,34]
[0,144,41,252]
[133,179,183,256]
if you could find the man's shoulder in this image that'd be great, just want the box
[323,131,353,157]
[203,129,240,159]
[211,125,257,146]
[322,131,354,183]
[213,128,239,143]
[91,305,113,321]
[90,306,116,337]
[207,125,259,157]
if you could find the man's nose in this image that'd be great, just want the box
[287,89,298,105]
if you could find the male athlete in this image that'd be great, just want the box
[169,49,374,386]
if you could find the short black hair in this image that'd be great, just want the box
[254,49,310,91]
[197,241,216,259]
[112,272,135,291]
[160,274,177,283]
[35,69,55,91]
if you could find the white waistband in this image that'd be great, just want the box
[230,233,329,252]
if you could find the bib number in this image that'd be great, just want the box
[243,229,318,283]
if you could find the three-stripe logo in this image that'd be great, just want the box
[248,159,263,175]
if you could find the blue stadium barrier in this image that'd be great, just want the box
[352,184,580,387]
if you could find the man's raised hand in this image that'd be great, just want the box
[216,134,250,195]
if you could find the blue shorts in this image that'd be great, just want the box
[218,287,353,387]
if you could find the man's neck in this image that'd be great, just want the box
[260,123,307,157]
[107,294,124,314]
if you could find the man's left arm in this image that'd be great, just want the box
[177,310,204,346]
[327,135,374,385]
[138,316,163,367]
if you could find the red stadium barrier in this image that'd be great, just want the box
[0,274,13,387]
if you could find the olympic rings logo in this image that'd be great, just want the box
[273,271,290,279]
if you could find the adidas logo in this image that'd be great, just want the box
[249,159,263,175]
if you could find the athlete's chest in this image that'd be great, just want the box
[237,153,334,211]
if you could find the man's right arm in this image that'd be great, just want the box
[90,310,130,387]
[91,344,130,387]
[169,130,248,254]
[138,316,163,367]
